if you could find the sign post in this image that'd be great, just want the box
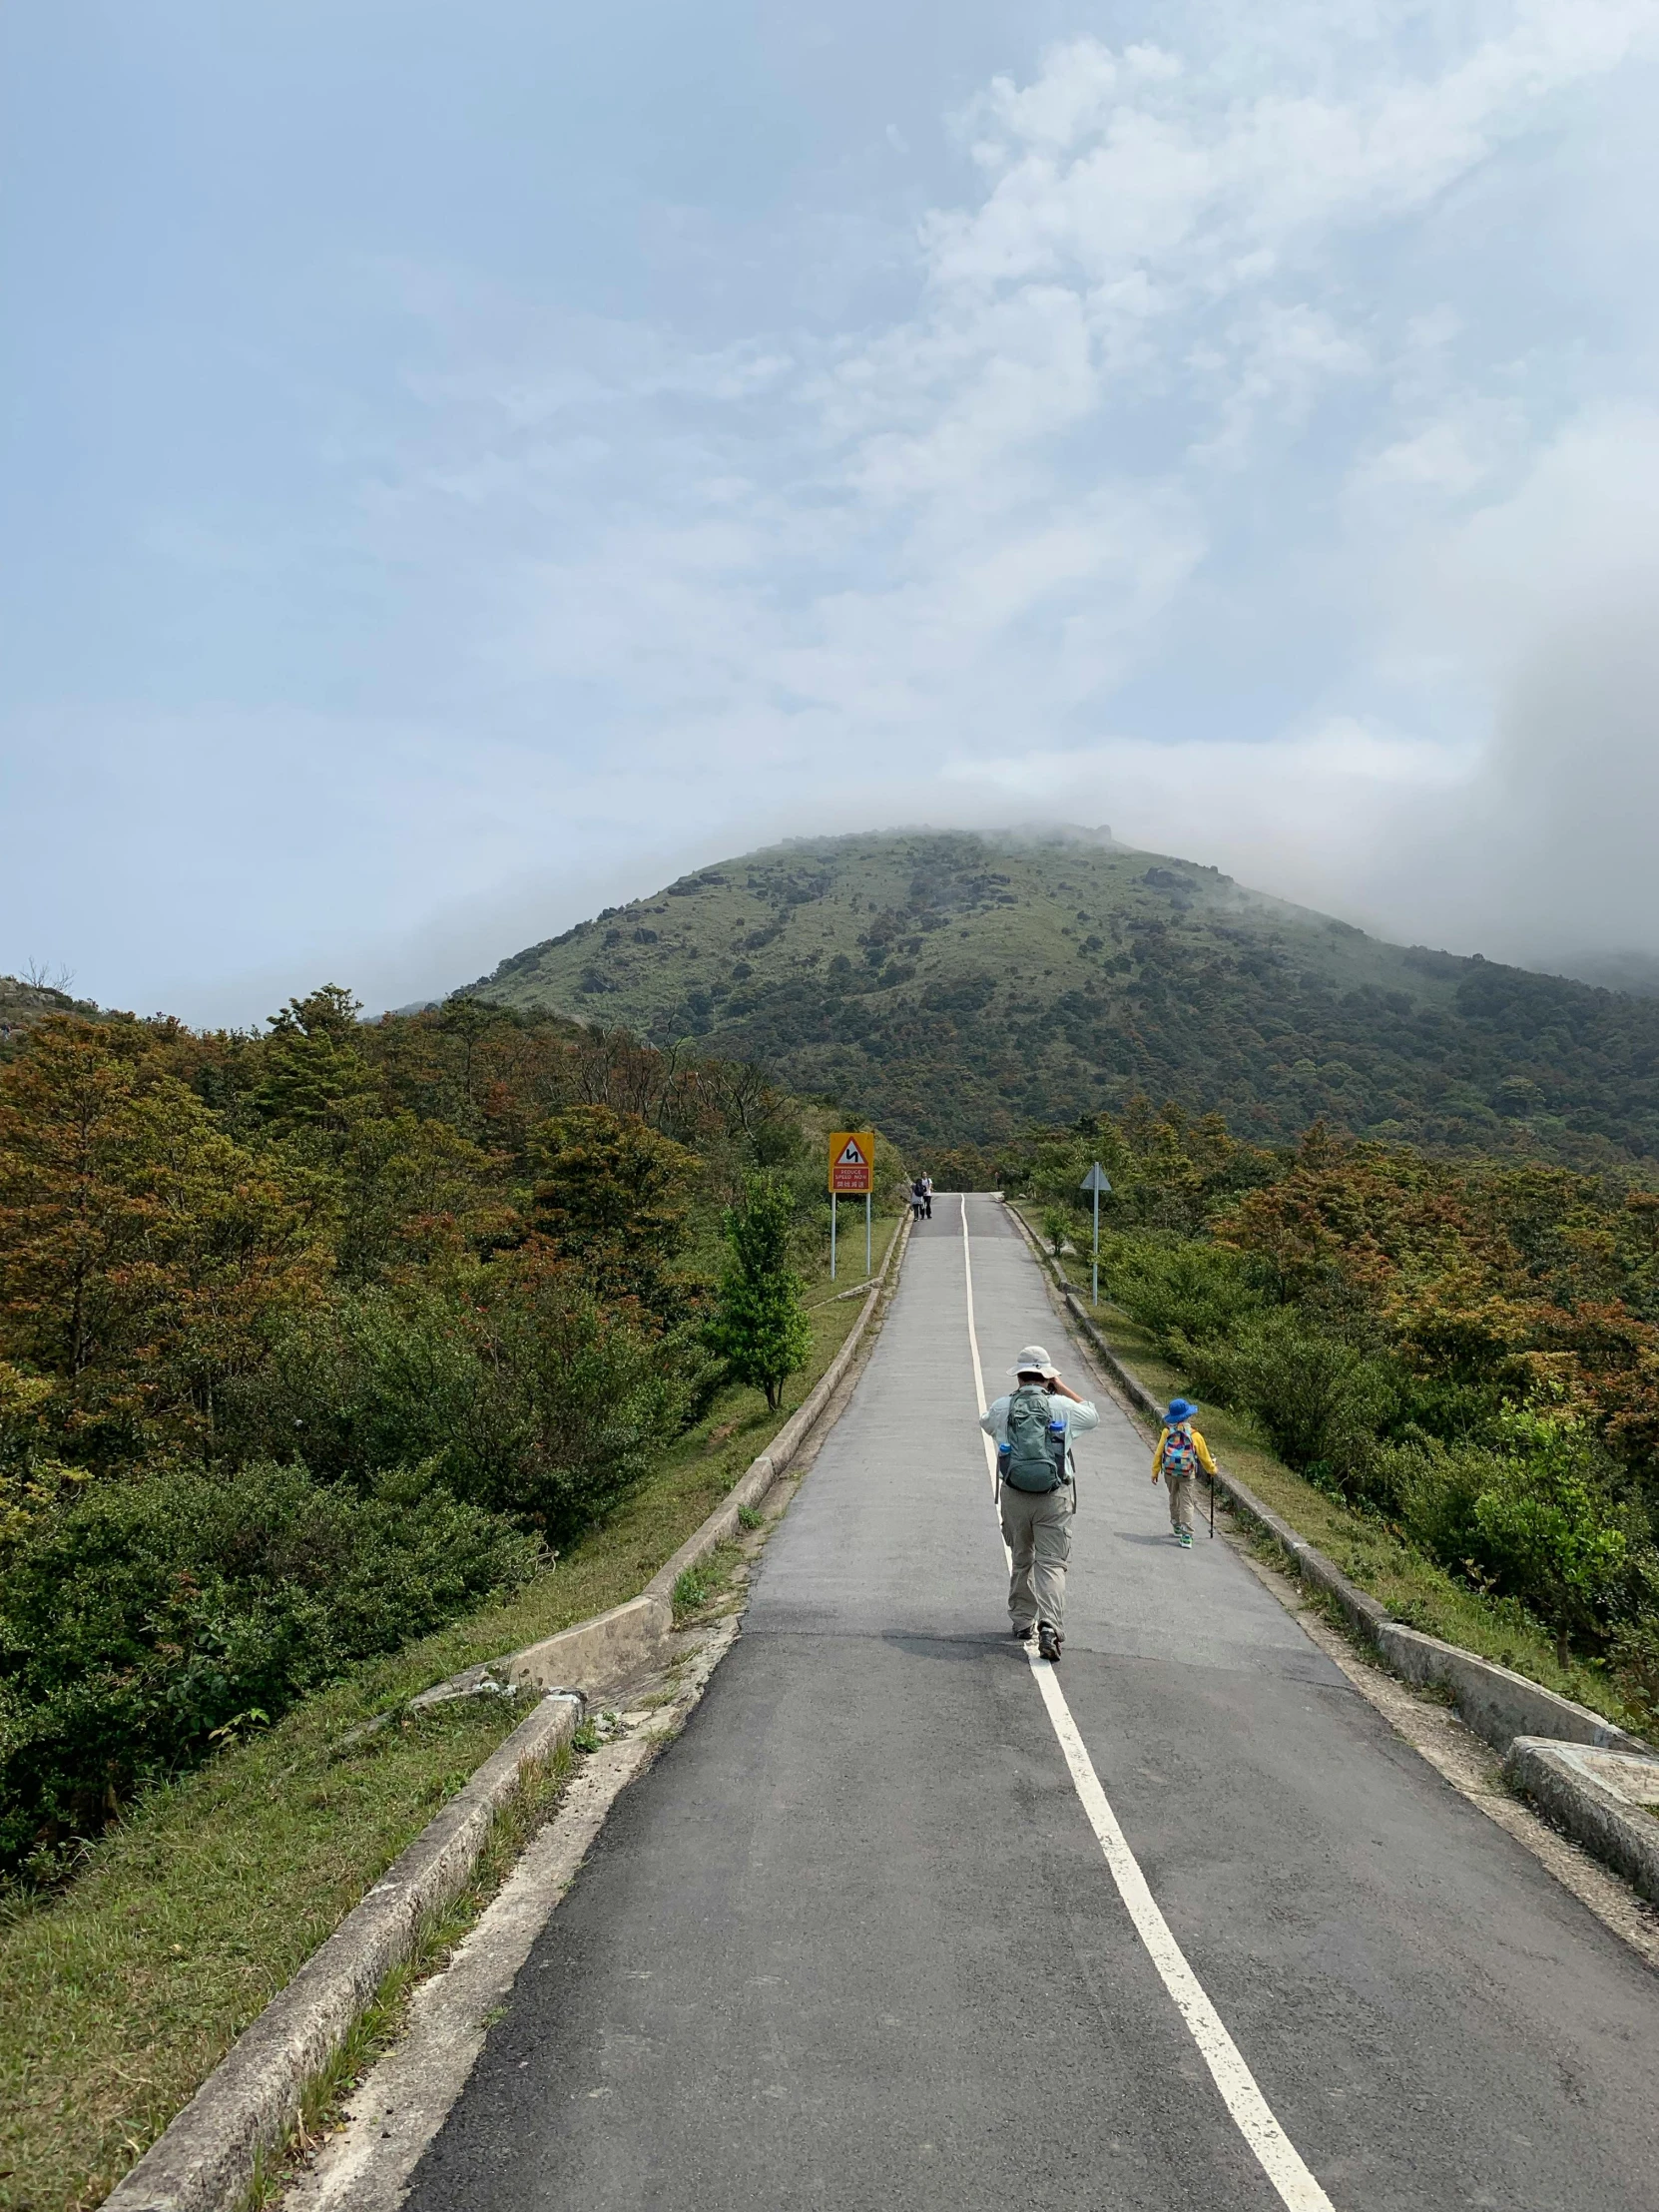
[1078,1162,1112,1307]
[828,1131,875,1282]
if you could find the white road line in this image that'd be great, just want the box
[960,1196,1338,2212]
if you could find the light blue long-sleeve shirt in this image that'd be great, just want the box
[979,1388,1099,1478]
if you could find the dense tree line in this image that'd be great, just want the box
[0,990,830,1876]
[686,934,1659,1165]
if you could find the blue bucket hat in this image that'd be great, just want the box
[1167,1397,1197,1421]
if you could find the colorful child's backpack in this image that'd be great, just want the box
[1162,1423,1198,1479]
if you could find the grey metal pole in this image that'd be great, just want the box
[830,1193,836,1281]
[865,1191,871,1275]
[1079,1163,1111,1309]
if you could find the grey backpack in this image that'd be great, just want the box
[1001,1385,1067,1492]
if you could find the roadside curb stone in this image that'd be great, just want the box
[504,1207,910,1694]
[98,1214,911,2211]
[1502,1738,1659,1904]
[101,1694,581,2212]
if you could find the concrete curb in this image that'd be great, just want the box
[100,1213,910,2212]
[503,1208,911,1695]
[1501,1738,1659,1904]
[1369,1623,1645,1755]
[1002,1198,1653,1787]
[101,1693,581,2212]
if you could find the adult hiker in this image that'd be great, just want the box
[979,1344,1099,1664]
[1152,1396,1217,1549]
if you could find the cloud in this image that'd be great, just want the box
[10,0,1659,1016]
[1365,404,1659,965]
[344,9,1659,997]
[387,6,1656,864]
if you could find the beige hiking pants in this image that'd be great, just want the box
[999,1482,1074,1632]
[1166,1471,1196,1534]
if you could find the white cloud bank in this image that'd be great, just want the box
[341,1,1659,997]
[9,0,1659,1017]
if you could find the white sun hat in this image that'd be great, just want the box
[1010,1344,1057,1378]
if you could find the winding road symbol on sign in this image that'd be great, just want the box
[828,1131,874,1194]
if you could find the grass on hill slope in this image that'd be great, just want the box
[0,1220,898,2212]
[468,830,1659,1169]
[1020,1219,1644,1734]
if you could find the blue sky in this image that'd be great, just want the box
[5,1,1659,1021]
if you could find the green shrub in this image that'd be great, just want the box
[1104,1233,1273,1355]
[220,1276,692,1543]
[672,1563,716,1618]
[1038,1203,1070,1257]
[1396,1414,1642,1663]
[0,1458,538,1872]
[1611,1606,1659,1735]
[1180,1308,1393,1502]
[1390,1438,1486,1562]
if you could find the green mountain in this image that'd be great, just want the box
[467,830,1659,1168]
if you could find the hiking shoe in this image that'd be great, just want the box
[1011,1622,1035,1642]
[1178,1529,1194,1548]
[1037,1624,1062,1665]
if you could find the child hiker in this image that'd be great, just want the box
[1152,1397,1216,1549]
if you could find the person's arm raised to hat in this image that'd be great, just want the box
[1045,1373,1099,1430]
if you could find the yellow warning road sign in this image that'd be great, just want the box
[827,1130,875,1195]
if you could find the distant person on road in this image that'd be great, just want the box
[920,1172,933,1217]
[979,1345,1099,1665]
[910,1174,931,1221]
[1153,1397,1217,1550]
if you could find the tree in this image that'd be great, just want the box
[0,1358,75,1542]
[310,1108,515,1286]
[706,1173,810,1410]
[529,1104,699,1320]
[255,985,382,1133]
[0,1018,321,1454]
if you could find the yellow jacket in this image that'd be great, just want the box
[1152,1423,1217,1480]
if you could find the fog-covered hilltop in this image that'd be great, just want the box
[469,830,1659,1166]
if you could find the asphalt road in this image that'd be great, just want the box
[404,1197,1659,2212]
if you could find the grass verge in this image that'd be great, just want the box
[246,1743,571,2209]
[671,1542,746,1628]
[0,1219,899,2212]
[1027,1225,1644,1735]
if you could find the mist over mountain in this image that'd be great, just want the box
[1550,951,1659,1001]
[468,830,1659,1168]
